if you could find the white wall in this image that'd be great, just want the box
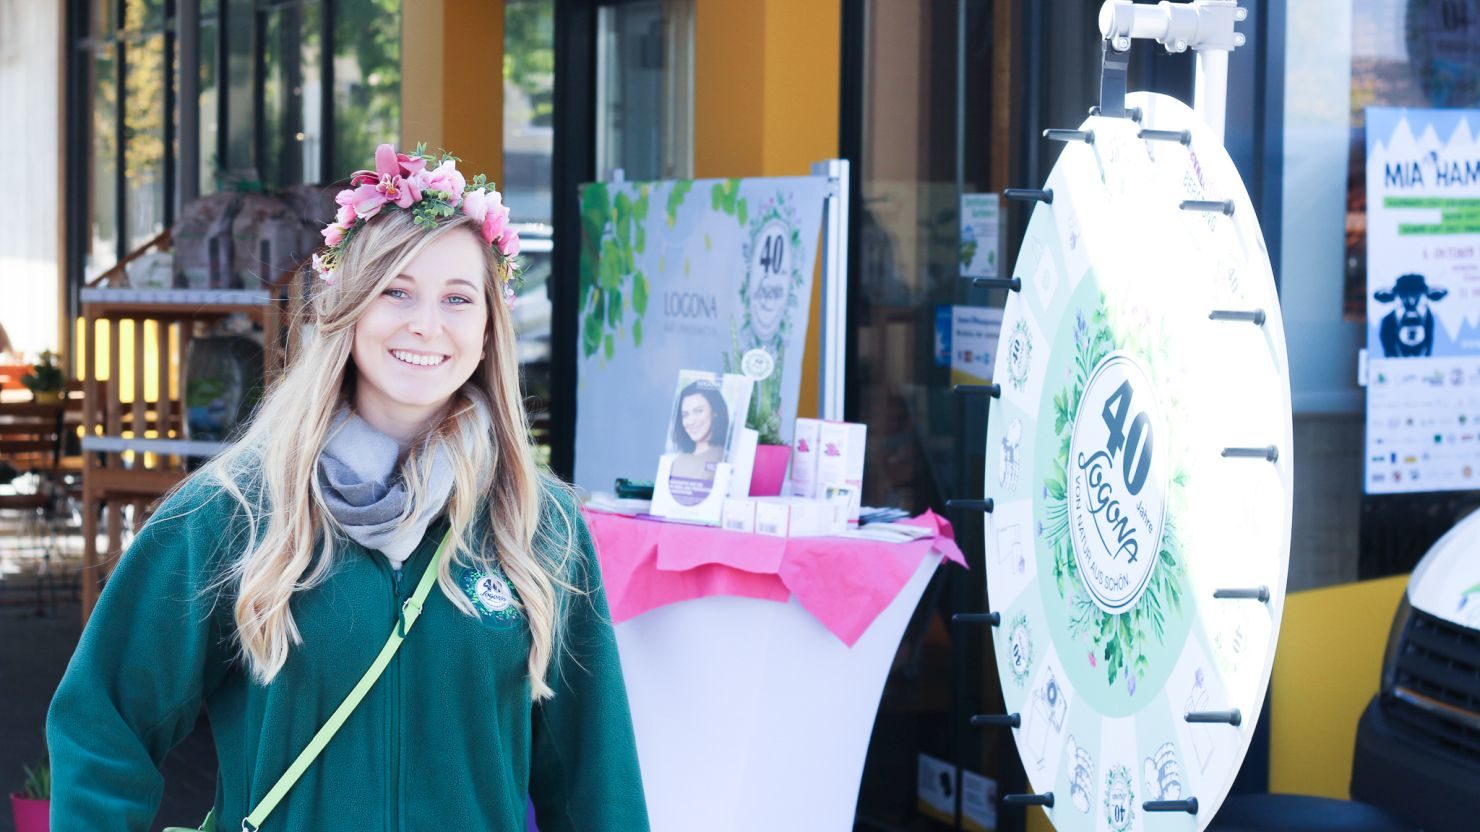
[0,0,61,357]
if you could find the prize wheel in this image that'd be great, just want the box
[984,92,1293,832]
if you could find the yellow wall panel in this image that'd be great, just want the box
[694,0,839,419]
[401,1,503,181]
[1270,574,1409,798]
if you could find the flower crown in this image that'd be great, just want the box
[313,142,521,307]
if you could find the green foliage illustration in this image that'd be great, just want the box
[666,180,692,227]
[711,179,749,226]
[579,183,652,360]
[1039,300,1187,692]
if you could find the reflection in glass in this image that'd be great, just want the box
[334,0,402,180]
[92,0,116,38]
[595,1,664,180]
[199,19,219,194]
[224,0,254,175]
[90,46,118,279]
[261,3,323,186]
[123,0,166,31]
[124,31,167,252]
[505,0,555,224]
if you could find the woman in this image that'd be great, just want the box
[47,144,649,831]
[667,381,728,482]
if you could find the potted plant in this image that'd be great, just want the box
[11,754,50,832]
[21,351,65,405]
[744,366,791,497]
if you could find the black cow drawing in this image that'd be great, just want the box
[1374,273,1447,358]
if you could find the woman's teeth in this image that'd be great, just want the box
[391,350,447,367]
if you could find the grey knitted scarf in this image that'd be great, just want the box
[317,406,458,568]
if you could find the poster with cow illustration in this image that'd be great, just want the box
[1364,107,1480,494]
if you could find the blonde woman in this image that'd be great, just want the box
[47,144,649,831]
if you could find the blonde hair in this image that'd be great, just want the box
[202,209,578,700]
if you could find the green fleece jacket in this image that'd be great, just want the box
[47,475,649,831]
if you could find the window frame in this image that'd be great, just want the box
[65,0,357,323]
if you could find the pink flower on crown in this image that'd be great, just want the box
[348,144,421,220]
[311,253,336,284]
[478,192,510,246]
[321,222,347,247]
[461,188,490,223]
[335,204,356,226]
[497,228,520,258]
[415,159,466,206]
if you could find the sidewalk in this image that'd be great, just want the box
[0,597,216,832]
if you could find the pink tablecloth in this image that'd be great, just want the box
[583,509,967,646]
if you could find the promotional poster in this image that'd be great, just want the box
[1363,106,1480,494]
[573,176,831,493]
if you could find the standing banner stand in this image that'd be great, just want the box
[951,4,1295,830]
[572,162,849,493]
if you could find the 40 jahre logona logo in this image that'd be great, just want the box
[1040,303,1187,692]
[1103,764,1135,832]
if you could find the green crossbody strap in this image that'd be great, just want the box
[176,529,452,832]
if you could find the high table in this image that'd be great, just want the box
[583,510,965,832]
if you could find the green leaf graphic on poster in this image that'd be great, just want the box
[579,181,653,359]
[711,179,749,226]
[633,271,649,315]
[666,180,692,227]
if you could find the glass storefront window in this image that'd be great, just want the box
[333,0,401,180]
[92,0,117,38]
[124,30,168,251]
[125,0,166,31]
[595,0,669,181]
[90,45,119,280]
[505,0,556,461]
[199,15,219,194]
[261,1,323,186]
[224,0,255,175]
[505,0,555,224]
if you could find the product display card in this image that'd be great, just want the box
[651,369,753,524]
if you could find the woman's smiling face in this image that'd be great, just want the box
[351,229,487,442]
[681,393,715,446]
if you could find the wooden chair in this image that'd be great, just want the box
[77,301,250,623]
[0,381,90,612]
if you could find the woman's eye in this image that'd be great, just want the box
[447,295,473,306]
[384,288,409,300]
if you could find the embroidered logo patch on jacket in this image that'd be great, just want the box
[461,564,523,623]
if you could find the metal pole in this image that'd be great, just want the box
[1097,0,1246,142]
[811,158,850,422]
